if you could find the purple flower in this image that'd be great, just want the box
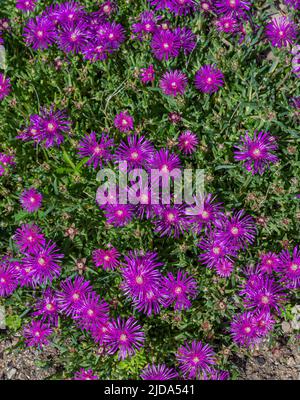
[234,131,278,175]
[168,0,197,15]
[58,21,90,53]
[0,19,10,32]
[114,135,155,170]
[285,0,300,10]
[0,74,11,101]
[74,369,99,380]
[132,11,158,40]
[33,288,59,326]
[178,130,199,155]
[23,17,56,50]
[151,30,181,61]
[195,64,224,94]
[254,312,275,336]
[92,247,120,270]
[140,65,156,84]
[78,132,114,169]
[23,320,52,348]
[140,364,178,380]
[82,40,110,62]
[149,149,182,183]
[99,1,116,16]
[265,17,297,48]
[160,70,188,97]
[73,292,109,331]
[104,204,135,227]
[14,224,45,254]
[16,0,37,12]
[20,188,43,213]
[198,234,235,269]
[91,321,110,345]
[215,210,256,250]
[216,259,234,277]
[186,194,223,233]
[161,270,198,310]
[22,241,63,285]
[0,152,15,168]
[147,0,169,10]
[200,0,214,12]
[175,27,197,55]
[0,262,19,297]
[114,111,134,132]
[132,288,164,316]
[154,205,188,238]
[95,22,125,50]
[54,1,86,24]
[230,311,261,347]
[216,16,238,33]
[56,276,93,317]
[278,246,300,289]
[259,252,280,274]
[215,0,251,18]
[104,317,145,359]
[176,341,215,378]
[32,106,71,148]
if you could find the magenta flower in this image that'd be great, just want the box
[114,135,155,170]
[151,29,181,61]
[104,317,145,359]
[58,21,90,53]
[140,65,155,84]
[195,65,224,94]
[73,292,109,331]
[74,369,99,380]
[132,288,164,316]
[32,106,71,148]
[92,247,120,270]
[215,0,251,18]
[99,1,116,16]
[285,0,300,10]
[265,17,297,48]
[54,1,86,24]
[230,312,261,347]
[147,0,169,10]
[154,205,188,238]
[78,132,114,169]
[0,262,19,297]
[198,234,235,269]
[254,311,275,336]
[140,364,178,380]
[175,27,197,55]
[114,111,134,132]
[200,368,230,380]
[20,188,43,213]
[16,0,37,12]
[33,288,59,326]
[200,0,214,12]
[186,193,223,234]
[259,252,280,274]
[216,16,238,33]
[0,74,11,101]
[14,224,46,254]
[82,40,110,62]
[176,341,215,378]
[149,149,182,184]
[0,153,15,170]
[178,130,199,155]
[215,210,256,250]
[278,246,300,289]
[216,260,234,277]
[160,70,188,97]
[161,270,198,310]
[91,321,110,345]
[234,131,278,175]
[168,0,197,15]
[104,204,135,227]
[23,320,52,348]
[132,11,158,40]
[23,16,56,50]
[22,241,63,285]
[56,276,93,317]
[95,22,125,50]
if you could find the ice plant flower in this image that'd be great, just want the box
[278,246,300,289]
[154,205,188,238]
[161,270,198,310]
[74,369,99,380]
[23,16,56,50]
[178,130,198,155]
[195,64,224,94]
[259,252,280,274]
[230,311,261,347]
[56,276,93,317]
[16,0,37,12]
[234,131,278,175]
[114,111,134,132]
[149,149,182,184]
[216,259,235,277]
[22,241,63,285]
[92,247,120,270]
[78,132,114,169]
[14,224,46,254]
[73,292,109,331]
[198,234,235,269]
[104,317,145,359]
[284,0,300,9]
[91,322,110,345]
[176,341,215,378]
[132,11,158,40]
[265,17,297,48]
[140,364,179,380]
[148,0,169,10]
[0,74,11,101]
[58,20,90,53]
[114,135,155,170]
[23,321,52,348]
[168,0,197,15]
[175,27,197,55]
[103,204,135,227]
[20,188,43,213]
[140,65,155,84]
[215,0,251,18]
[33,288,59,326]
[159,70,188,97]
[151,29,181,61]
[216,16,238,33]
[0,262,19,297]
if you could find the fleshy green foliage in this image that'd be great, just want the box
[0,0,299,380]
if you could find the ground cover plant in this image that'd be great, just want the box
[0,0,299,380]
